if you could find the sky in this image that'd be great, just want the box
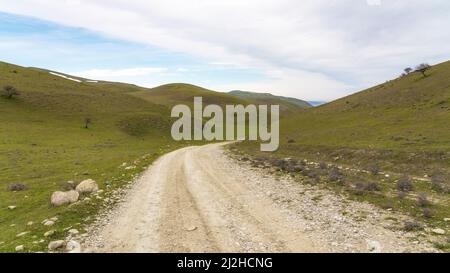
[0,0,449,101]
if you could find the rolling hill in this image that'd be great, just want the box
[0,61,184,252]
[232,61,450,249]
[0,61,310,252]
[236,60,450,174]
[229,90,312,112]
[130,83,310,116]
[284,60,450,152]
[130,83,247,108]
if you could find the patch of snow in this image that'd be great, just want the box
[49,72,82,83]
[86,80,98,83]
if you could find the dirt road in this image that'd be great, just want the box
[83,143,437,253]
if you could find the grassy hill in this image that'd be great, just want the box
[283,60,450,152]
[130,84,309,115]
[130,83,247,108]
[0,61,309,252]
[233,60,450,250]
[229,90,312,113]
[0,61,189,252]
[237,60,450,168]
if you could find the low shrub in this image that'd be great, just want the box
[423,208,433,219]
[417,193,430,207]
[397,176,414,192]
[404,221,423,231]
[7,183,27,191]
[368,164,380,175]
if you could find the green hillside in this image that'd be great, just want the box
[0,61,309,252]
[284,60,450,152]
[237,60,450,167]
[233,60,450,250]
[130,84,309,115]
[0,61,186,252]
[130,83,246,108]
[229,90,312,112]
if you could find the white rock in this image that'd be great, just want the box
[76,179,99,194]
[44,230,55,237]
[43,220,55,226]
[185,226,198,232]
[8,206,16,210]
[48,240,65,251]
[444,218,450,222]
[27,221,34,226]
[16,232,29,237]
[68,229,79,235]
[66,240,81,253]
[15,245,24,252]
[432,228,446,235]
[51,190,79,206]
[367,240,382,253]
[50,217,58,222]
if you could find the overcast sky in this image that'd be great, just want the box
[1,0,449,101]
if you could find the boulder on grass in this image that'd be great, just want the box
[66,240,81,253]
[75,179,99,194]
[48,240,65,251]
[51,190,79,207]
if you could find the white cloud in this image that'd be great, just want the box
[73,67,167,79]
[213,68,351,101]
[1,0,449,100]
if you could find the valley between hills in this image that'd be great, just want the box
[0,60,449,253]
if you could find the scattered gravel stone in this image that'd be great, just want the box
[48,240,65,251]
[43,220,55,226]
[15,245,24,252]
[66,240,81,253]
[68,229,79,235]
[432,228,446,235]
[44,230,55,237]
[367,240,382,253]
[16,232,29,237]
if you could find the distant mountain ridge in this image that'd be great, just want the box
[229,90,312,109]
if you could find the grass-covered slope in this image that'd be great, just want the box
[229,90,312,112]
[236,60,450,175]
[130,83,310,116]
[0,61,185,252]
[233,61,450,250]
[0,61,309,252]
[130,83,247,108]
[280,60,450,153]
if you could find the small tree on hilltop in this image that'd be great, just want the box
[415,63,431,77]
[2,85,20,99]
[404,67,413,74]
